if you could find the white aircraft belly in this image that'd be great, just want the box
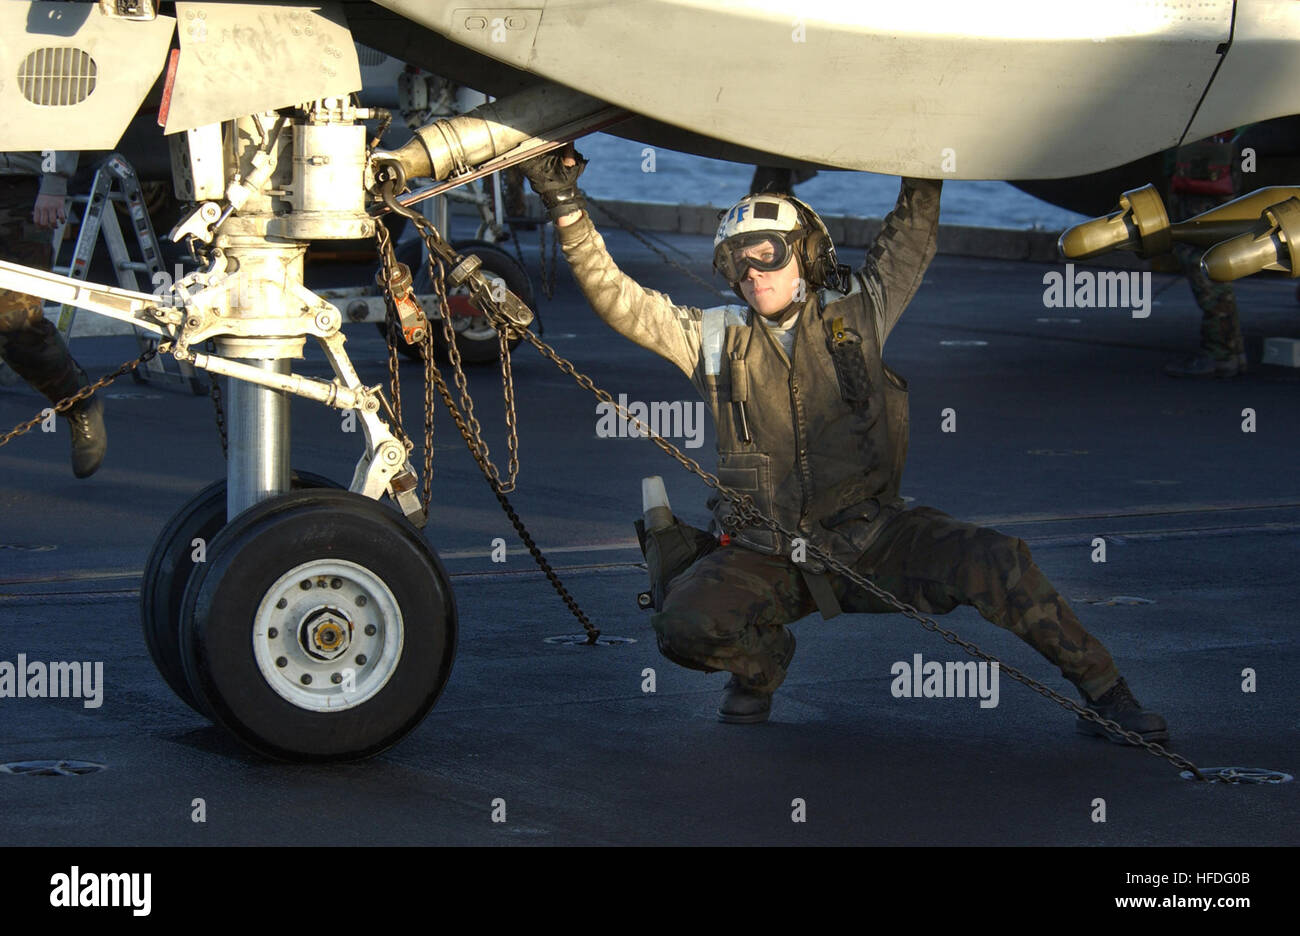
[378,0,1255,179]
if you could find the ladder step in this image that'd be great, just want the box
[67,192,128,203]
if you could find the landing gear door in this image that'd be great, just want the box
[163,1,362,135]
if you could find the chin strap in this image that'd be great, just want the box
[765,301,803,328]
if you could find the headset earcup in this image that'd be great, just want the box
[802,231,825,286]
[786,193,833,289]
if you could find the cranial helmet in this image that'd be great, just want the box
[712,193,848,300]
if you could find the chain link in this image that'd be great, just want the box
[373,221,408,446]
[204,339,229,459]
[367,178,598,639]
[415,225,522,494]
[421,320,437,514]
[412,209,599,640]
[505,221,544,337]
[0,345,165,449]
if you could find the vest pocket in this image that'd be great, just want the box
[828,328,873,405]
[716,450,771,500]
[709,451,778,551]
[704,374,743,446]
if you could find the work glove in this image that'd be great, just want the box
[520,144,588,221]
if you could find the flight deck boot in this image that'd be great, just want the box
[716,629,796,725]
[2,325,107,478]
[1076,676,1169,744]
[50,365,108,479]
[1162,352,1241,378]
[64,389,107,479]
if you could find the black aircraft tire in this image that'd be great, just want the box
[140,471,339,715]
[177,490,457,762]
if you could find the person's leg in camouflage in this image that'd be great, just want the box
[647,539,811,723]
[0,205,107,477]
[1164,193,1246,378]
[838,506,1167,743]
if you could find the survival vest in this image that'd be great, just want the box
[699,271,909,572]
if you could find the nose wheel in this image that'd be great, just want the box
[173,489,457,761]
[141,471,340,714]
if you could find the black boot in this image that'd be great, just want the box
[64,389,107,479]
[1162,352,1240,378]
[3,324,105,476]
[717,675,773,724]
[716,629,795,724]
[1076,676,1169,744]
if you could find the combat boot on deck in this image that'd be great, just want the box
[2,327,107,478]
[717,629,796,725]
[1162,352,1240,378]
[64,392,106,478]
[1076,676,1169,744]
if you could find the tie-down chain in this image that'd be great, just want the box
[370,162,602,642]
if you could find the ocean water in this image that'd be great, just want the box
[575,132,1090,231]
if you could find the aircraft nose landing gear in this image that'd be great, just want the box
[178,489,457,762]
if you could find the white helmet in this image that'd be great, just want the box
[713,195,803,247]
[713,193,847,293]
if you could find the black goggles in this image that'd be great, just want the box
[712,231,802,283]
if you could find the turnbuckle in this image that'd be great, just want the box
[376,259,427,346]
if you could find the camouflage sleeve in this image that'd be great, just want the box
[555,210,703,380]
[859,177,942,346]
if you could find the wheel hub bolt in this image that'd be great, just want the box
[299,580,312,591]
[276,656,288,668]
[355,595,367,607]
[364,624,376,636]
[268,627,278,639]
[276,598,288,609]
[355,654,367,665]
[331,673,343,684]
[330,578,343,589]
[301,674,312,685]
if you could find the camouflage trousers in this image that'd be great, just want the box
[648,505,1121,701]
[1169,192,1244,362]
[0,179,81,404]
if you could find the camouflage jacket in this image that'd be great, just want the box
[556,177,942,571]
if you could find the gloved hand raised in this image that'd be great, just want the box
[520,142,588,223]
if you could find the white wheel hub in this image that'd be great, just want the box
[252,559,404,711]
